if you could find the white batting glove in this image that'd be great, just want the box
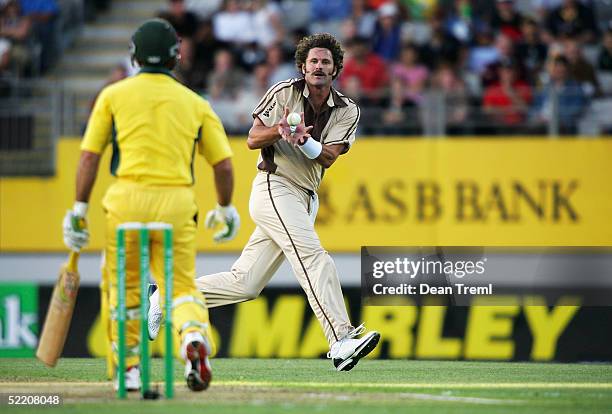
[62,201,89,252]
[204,204,240,243]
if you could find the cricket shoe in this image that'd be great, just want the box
[113,365,141,392]
[147,285,162,341]
[181,332,212,391]
[327,324,380,372]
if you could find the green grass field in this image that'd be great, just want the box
[1,358,611,413]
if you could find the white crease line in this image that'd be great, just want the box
[304,391,521,405]
[397,392,521,405]
[217,381,612,390]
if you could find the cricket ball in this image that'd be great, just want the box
[287,112,301,126]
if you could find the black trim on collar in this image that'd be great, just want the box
[292,78,307,93]
[139,66,175,79]
[330,88,348,108]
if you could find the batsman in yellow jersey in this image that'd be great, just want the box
[61,18,239,392]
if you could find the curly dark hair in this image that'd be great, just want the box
[294,33,344,80]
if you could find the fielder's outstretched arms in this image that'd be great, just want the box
[149,33,379,371]
[63,18,239,392]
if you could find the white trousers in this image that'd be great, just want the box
[195,172,352,345]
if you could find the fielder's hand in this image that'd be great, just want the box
[278,107,312,147]
[62,202,89,252]
[204,204,240,243]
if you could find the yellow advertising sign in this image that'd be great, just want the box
[86,294,579,361]
[316,138,611,249]
[1,137,611,252]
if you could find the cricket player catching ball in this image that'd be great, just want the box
[150,33,380,371]
[62,19,239,392]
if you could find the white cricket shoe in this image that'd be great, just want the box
[113,365,141,392]
[181,332,212,391]
[147,286,162,341]
[327,324,381,372]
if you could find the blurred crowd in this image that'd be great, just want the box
[129,0,612,135]
[0,0,110,79]
[5,0,612,135]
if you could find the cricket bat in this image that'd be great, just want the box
[36,251,81,367]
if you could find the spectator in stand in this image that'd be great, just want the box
[515,17,548,84]
[209,65,264,133]
[597,28,612,72]
[213,0,255,45]
[399,0,436,22]
[467,27,500,75]
[372,2,402,61]
[265,43,299,86]
[235,41,266,72]
[420,9,462,68]
[382,75,425,134]
[207,49,245,100]
[491,0,523,42]
[351,0,377,38]
[366,0,386,8]
[493,31,515,61]
[215,0,270,72]
[175,34,198,90]
[237,63,270,128]
[339,36,389,104]
[479,33,517,87]
[189,18,227,92]
[429,61,469,133]
[210,62,269,134]
[383,77,407,128]
[390,42,429,105]
[245,62,270,97]
[19,0,58,72]
[532,55,587,134]
[533,0,565,18]
[483,59,532,128]
[563,36,601,97]
[443,0,473,44]
[544,0,598,44]
[311,0,351,38]
[0,0,32,75]
[17,0,56,23]
[312,0,352,21]
[438,0,495,26]
[250,0,283,49]
[340,18,359,43]
[185,0,222,19]
[0,37,11,74]
[157,0,200,39]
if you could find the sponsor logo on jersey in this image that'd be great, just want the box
[263,101,276,118]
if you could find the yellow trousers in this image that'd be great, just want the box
[102,180,214,368]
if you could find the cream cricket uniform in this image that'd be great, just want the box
[82,67,232,367]
[196,78,360,345]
